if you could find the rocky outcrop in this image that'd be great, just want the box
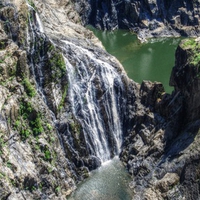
[0,1,79,198]
[120,38,200,199]
[74,0,200,41]
[170,38,200,123]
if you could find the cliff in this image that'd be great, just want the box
[0,0,129,198]
[0,0,78,198]
[74,0,200,41]
[1,0,200,199]
[120,38,200,199]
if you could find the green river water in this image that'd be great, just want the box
[68,28,182,199]
[90,27,181,93]
[68,157,134,200]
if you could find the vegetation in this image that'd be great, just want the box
[181,38,196,49]
[0,40,7,50]
[46,123,53,131]
[0,134,6,155]
[27,0,36,10]
[55,186,61,194]
[45,42,67,83]
[23,78,36,97]
[44,148,51,161]
[30,115,44,136]
[58,84,68,111]
[181,38,200,66]
[17,100,44,140]
[191,52,200,66]
[49,52,66,80]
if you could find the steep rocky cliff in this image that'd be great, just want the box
[120,38,200,199]
[1,0,200,199]
[74,0,200,41]
[0,0,78,198]
[0,0,130,199]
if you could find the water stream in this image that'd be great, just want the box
[61,39,124,162]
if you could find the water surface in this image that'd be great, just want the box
[89,27,181,93]
[68,157,134,200]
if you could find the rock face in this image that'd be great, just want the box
[74,0,200,40]
[120,38,200,199]
[170,38,200,123]
[1,0,200,199]
[0,1,78,198]
[0,0,129,198]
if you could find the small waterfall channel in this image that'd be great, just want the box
[26,3,126,166]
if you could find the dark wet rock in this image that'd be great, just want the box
[120,38,200,199]
[85,156,101,171]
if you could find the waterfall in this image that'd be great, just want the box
[61,40,124,163]
[26,1,125,165]
[26,3,49,104]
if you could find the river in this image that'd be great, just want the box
[89,26,181,93]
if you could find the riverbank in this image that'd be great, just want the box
[74,0,200,42]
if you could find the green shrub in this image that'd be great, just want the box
[20,129,31,140]
[31,116,44,136]
[58,84,68,111]
[23,78,36,97]
[46,123,52,130]
[49,52,66,81]
[182,38,196,49]
[44,149,51,161]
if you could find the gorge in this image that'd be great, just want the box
[89,27,181,93]
[0,0,200,200]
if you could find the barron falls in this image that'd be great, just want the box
[0,0,200,200]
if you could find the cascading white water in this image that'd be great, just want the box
[26,1,124,164]
[61,40,123,162]
[35,12,44,33]
[26,3,48,103]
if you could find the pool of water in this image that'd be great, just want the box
[68,157,134,200]
[89,26,181,93]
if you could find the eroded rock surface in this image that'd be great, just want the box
[74,0,200,41]
[1,0,200,199]
[120,38,200,199]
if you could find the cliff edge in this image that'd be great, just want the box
[74,0,200,41]
[120,38,200,199]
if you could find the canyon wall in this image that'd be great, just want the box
[0,0,200,199]
[120,38,200,199]
[0,0,130,198]
[74,0,200,40]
